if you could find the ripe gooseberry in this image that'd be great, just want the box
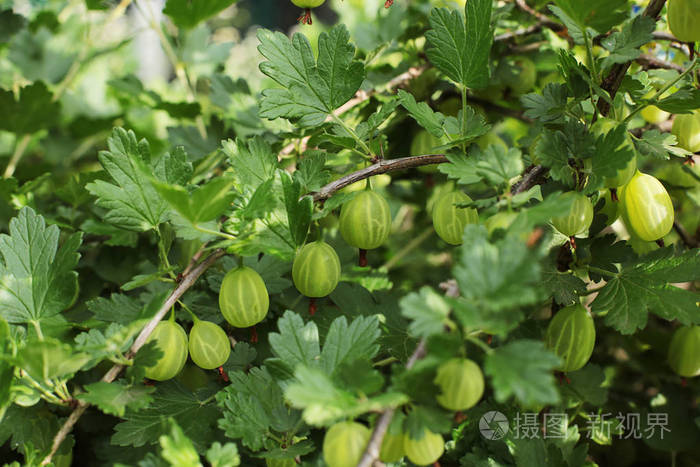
[671,111,700,153]
[379,429,405,463]
[323,421,370,467]
[551,192,593,237]
[618,171,674,242]
[667,0,700,42]
[292,240,341,297]
[188,320,231,370]
[403,428,444,466]
[544,304,596,372]
[434,358,485,411]
[432,191,478,245]
[667,326,700,377]
[219,266,269,328]
[497,56,537,95]
[144,319,188,381]
[339,190,392,250]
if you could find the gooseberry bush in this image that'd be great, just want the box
[0,0,699,466]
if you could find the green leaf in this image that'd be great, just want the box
[397,89,445,137]
[551,0,629,36]
[0,81,60,134]
[562,364,608,406]
[257,25,365,127]
[655,89,700,114]
[0,317,12,420]
[294,150,330,193]
[158,419,201,467]
[87,293,151,325]
[400,286,453,338]
[484,340,561,407]
[80,219,139,247]
[451,225,545,335]
[268,311,320,371]
[163,0,239,29]
[112,381,220,451]
[449,145,523,189]
[153,176,237,225]
[86,128,169,231]
[319,315,381,374]
[586,125,636,193]
[280,171,312,246]
[285,364,408,426]
[522,83,569,124]
[425,1,493,89]
[591,249,700,334]
[0,207,81,324]
[16,337,91,381]
[600,16,655,70]
[634,129,686,159]
[217,367,299,450]
[540,263,587,306]
[536,121,595,187]
[221,137,277,190]
[206,442,240,467]
[0,9,26,43]
[77,381,155,417]
[153,146,193,185]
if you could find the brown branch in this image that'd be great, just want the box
[494,23,543,42]
[41,249,225,465]
[673,220,699,248]
[598,0,668,116]
[511,164,549,195]
[312,154,448,201]
[514,0,564,33]
[637,53,684,72]
[356,339,427,467]
[357,280,459,467]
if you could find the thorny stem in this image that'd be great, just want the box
[40,249,225,465]
[312,154,449,201]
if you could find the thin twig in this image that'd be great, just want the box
[514,0,564,32]
[41,249,225,466]
[494,23,543,42]
[511,165,548,195]
[673,220,698,248]
[312,154,448,201]
[356,340,427,467]
[597,0,668,116]
[357,281,459,467]
[637,54,684,72]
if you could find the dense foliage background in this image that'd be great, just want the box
[0,0,698,466]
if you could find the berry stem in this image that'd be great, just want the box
[297,8,312,25]
[359,249,368,267]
